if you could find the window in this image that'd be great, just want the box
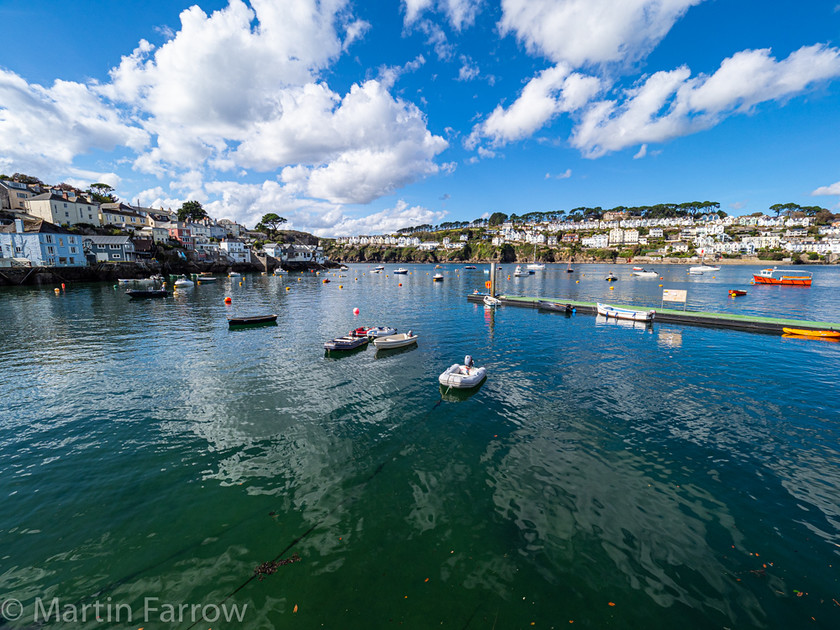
[15,246,22,253]
[69,236,76,244]
[46,246,55,254]
[45,235,53,243]
[65,212,69,217]
[112,253,121,259]
[58,238,64,247]
[109,244,121,250]
[70,247,77,253]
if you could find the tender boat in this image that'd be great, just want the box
[274,268,286,275]
[483,295,502,307]
[513,265,529,277]
[366,326,397,338]
[126,289,169,299]
[324,335,369,351]
[728,289,747,297]
[438,356,487,389]
[605,273,618,282]
[373,332,419,349]
[197,274,216,283]
[433,273,444,282]
[228,314,278,327]
[174,276,194,288]
[538,300,574,314]
[781,327,840,339]
[632,269,659,277]
[229,271,242,278]
[596,303,655,323]
[689,264,721,273]
[464,265,477,269]
[374,265,385,271]
[393,268,409,274]
[339,265,349,270]
[752,267,813,286]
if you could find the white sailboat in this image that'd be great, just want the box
[526,243,545,270]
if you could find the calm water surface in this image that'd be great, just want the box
[1,263,839,629]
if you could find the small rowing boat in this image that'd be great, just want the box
[728,289,747,297]
[596,303,655,323]
[781,327,840,339]
[538,301,574,314]
[228,314,278,327]
[373,332,418,349]
[483,295,502,307]
[438,356,487,389]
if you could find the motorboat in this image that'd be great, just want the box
[374,265,385,271]
[366,326,398,338]
[339,265,349,270]
[196,274,216,283]
[433,273,444,282]
[126,289,169,299]
[689,264,721,273]
[513,265,529,277]
[605,273,618,282]
[526,263,545,270]
[174,276,194,288]
[538,300,574,314]
[632,269,659,277]
[728,289,747,297]
[464,265,477,269]
[274,268,286,275]
[393,268,409,274]
[228,314,278,327]
[752,267,813,286]
[373,332,419,349]
[688,270,704,276]
[229,271,242,278]
[438,356,487,389]
[596,303,655,322]
[483,295,502,307]
[324,335,369,351]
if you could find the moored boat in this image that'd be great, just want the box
[229,271,242,278]
[438,356,487,389]
[228,314,278,327]
[752,267,813,286]
[513,265,529,277]
[689,264,720,272]
[324,335,369,351]
[433,273,444,282]
[464,265,477,269]
[605,273,618,281]
[196,274,216,283]
[632,269,658,277]
[174,276,194,288]
[366,326,397,338]
[728,289,747,297]
[373,332,418,349]
[393,268,409,274]
[781,327,840,338]
[483,295,502,307]
[538,300,574,314]
[596,303,655,323]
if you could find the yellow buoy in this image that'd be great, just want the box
[339,285,343,289]
[609,286,614,290]
[576,280,579,283]
[286,287,290,291]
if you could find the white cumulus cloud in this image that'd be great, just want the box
[812,181,840,196]
[571,44,840,158]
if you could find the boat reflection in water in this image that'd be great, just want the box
[439,377,486,402]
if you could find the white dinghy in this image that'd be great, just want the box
[438,355,487,389]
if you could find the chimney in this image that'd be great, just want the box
[14,218,24,233]
[62,191,68,200]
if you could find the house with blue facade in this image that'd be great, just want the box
[0,218,86,267]
[82,235,136,262]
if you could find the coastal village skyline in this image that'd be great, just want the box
[1,1,839,237]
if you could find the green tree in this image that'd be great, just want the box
[87,182,118,204]
[488,212,508,226]
[256,213,287,238]
[177,200,208,223]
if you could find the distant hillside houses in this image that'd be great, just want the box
[329,209,840,259]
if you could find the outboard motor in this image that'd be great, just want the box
[464,355,473,368]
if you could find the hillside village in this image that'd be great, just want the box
[2,174,840,277]
[0,175,326,274]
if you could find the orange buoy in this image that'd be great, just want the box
[353,307,360,315]
[398,283,402,287]
[224,296,232,304]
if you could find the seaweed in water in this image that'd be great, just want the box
[254,553,301,580]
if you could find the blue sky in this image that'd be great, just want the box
[1,0,839,236]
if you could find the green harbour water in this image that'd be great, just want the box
[1,263,840,629]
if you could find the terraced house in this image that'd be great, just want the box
[25,191,101,227]
[0,218,85,267]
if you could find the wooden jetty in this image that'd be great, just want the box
[468,294,840,336]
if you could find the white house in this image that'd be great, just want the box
[26,192,101,227]
[220,238,249,263]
